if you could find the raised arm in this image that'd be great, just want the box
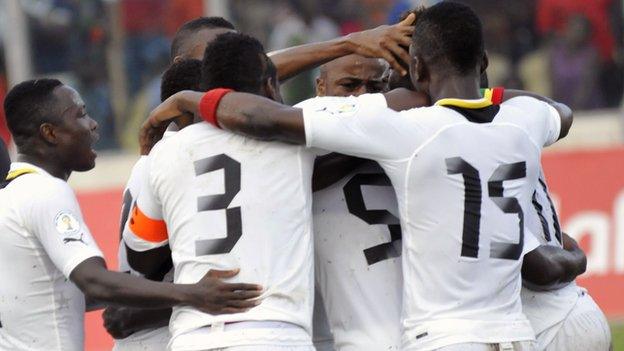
[502,89,573,140]
[522,233,586,290]
[271,14,415,80]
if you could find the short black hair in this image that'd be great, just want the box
[160,59,202,102]
[3,79,63,147]
[201,32,276,94]
[170,17,235,61]
[412,2,484,75]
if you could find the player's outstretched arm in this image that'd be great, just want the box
[502,89,573,140]
[270,13,415,80]
[140,89,430,154]
[103,306,171,339]
[522,233,586,290]
[70,257,262,314]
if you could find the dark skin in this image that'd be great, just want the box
[0,138,11,179]
[523,233,586,290]
[313,54,387,192]
[18,85,262,320]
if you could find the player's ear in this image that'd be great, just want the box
[411,55,428,83]
[480,51,489,75]
[264,77,282,103]
[172,55,183,64]
[315,77,326,97]
[39,123,58,145]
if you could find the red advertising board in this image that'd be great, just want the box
[78,147,624,349]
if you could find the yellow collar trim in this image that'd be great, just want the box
[435,97,493,109]
[6,168,37,181]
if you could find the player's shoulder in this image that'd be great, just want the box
[296,93,387,114]
[501,96,550,114]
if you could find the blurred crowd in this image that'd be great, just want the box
[0,0,622,151]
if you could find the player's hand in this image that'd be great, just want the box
[103,306,137,339]
[345,13,415,76]
[185,269,263,314]
[139,94,185,155]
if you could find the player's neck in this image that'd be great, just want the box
[16,153,71,181]
[429,75,481,103]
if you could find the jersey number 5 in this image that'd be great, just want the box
[343,173,402,266]
[194,154,242,256]
[446,157,526,260]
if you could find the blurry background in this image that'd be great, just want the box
[0,0,623,350]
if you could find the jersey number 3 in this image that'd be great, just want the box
[343,173,402,266]
[446,157,526,260]
[194,154,242,256]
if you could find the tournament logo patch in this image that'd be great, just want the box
[315,100,358,116]
[54,211,81,235]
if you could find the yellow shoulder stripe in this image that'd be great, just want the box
[435,97,493,109]
[6,168,37,181]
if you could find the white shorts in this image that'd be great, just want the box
[169,321,312,351]
[541,292,611,351]
[434,341,536,351]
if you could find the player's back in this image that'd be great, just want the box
[147,122,315,346]
[386,98,558,349]
[313,161,402,350]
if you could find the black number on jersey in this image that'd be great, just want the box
[446,158,527,260]
[194,154,242,256]
[343,173,402,265]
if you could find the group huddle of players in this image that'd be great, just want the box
[0,2,615,351]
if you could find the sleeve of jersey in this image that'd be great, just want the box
[503,96,561,147]
[26,180,104,278]
[300,93,411,160]
[123,158,168,252]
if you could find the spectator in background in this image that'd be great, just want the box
[550,15,605,110]
[269,0,339,104]
[121,0,170,94]
[537,0,623,107]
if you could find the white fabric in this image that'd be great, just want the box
[542,291,611,351]
[300,94,561,350]
[113,328,170,351]
[311,288,334,351]
[0,162,103,351]
[124,123,316,348]
[116,139,173,349]
[169,322,311,351]
[521,169,583,346]
[313,162,402,351]
[434,341,537,351]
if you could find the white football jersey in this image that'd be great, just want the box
[313,161,402,350]
[115,155,170,350]
[301,93,560,350]
[124,123,316,349]
[0,162,103,351]
[521,170,584,345]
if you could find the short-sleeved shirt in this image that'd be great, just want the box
[300,94,560,350]
[115,155,170,349]
[521,170,584,341]
[0,162,103,351]
[312,161,402,351]
[124,123,316,349]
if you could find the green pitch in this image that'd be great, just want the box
[613,322,624,350]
